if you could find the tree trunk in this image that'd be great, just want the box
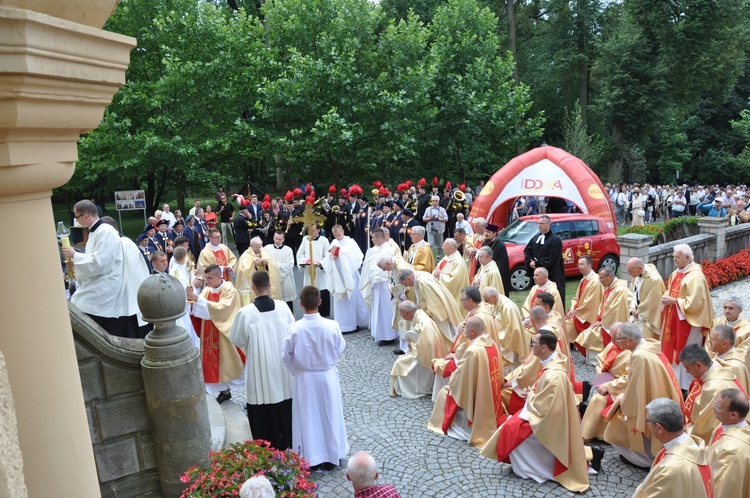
[608,119,625,183]
[576,0,588,130]
[176,170,186,214]
[506,1,519,86]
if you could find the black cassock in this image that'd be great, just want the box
[523,231,566,305]
[482,237,511,297]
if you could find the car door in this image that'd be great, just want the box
[550,220,576,275]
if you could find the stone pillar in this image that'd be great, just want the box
[0,352,27,498]
[0,2,135,496]
[138,275,211,497]
[616,233,653,281]
[697,216,729,262]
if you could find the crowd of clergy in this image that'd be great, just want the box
[65,193,750,496]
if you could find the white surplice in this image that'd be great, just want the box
[359,243,397,342]
[264,243,297,302]
[296,236,331,289]
[282,313,349,466]
[324,236,368,332]
[168,259,198,348]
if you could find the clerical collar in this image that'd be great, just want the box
[722,420,748,430]
[469,333,486,344]
[663,432,692,450]
[700,361,718,380]
[274,244,284,249]
[540,351,558,367]
[208,243,221,250]
[210,281,225,293]
[678,261,694,273]
[89,218,103,232]
[717,348,735,359]
[726,318,739,327]
[538,281,549,290]
[302,312,320,318]
[584,270,595,279]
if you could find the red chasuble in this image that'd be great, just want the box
[212,249,232,282]
[661,272,692,363]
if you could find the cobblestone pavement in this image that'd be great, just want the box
[228,266,749,496]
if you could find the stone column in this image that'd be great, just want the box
[0,2,135,496]
[138,275,211,497]
[616,233,653,281]
[697,216,729,262]
[0,352,27,498]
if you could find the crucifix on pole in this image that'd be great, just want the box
[292,203,327,287]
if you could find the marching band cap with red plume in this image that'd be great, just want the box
[445,181,452,191]
[459,183,467,192]
[261,200,271,210]
[372,180,383,189]
[417,178,426,188]
[329,184,337,194]
[432,177,439,187]
[284,190,294,202]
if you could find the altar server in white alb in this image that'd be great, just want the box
[282,286,348,470]
[324,224,368,333]
[63,200,144,338]
[296,222,331,317]
[264,230,297,312]
[359,228,398,345]
[229,270,295,450]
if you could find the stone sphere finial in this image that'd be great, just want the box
[137,274,186,323]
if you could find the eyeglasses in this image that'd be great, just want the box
[74,213,85,219]
[614,337,628,343]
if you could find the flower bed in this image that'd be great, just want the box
[180,440,317,497]
[626,216,699,245]
[701,248,750,289]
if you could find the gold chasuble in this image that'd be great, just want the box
[714,349,750,391]
[406,241,435,273]
[708,423,750,498]
[234,248,282,302]
[427,334,506,447]
[413,272,464,336]
[604,339,683,457]
[473,260,504,296]
[491,295,527,363]
[199,283,243,384]
[631,263,666,339]
[481,353,590,493]
[576,278,630,353]
[466,233,485,282]
[633,435,713,498]
[684,366,747,444]
[522,282,564,321]
[661,263,713,363]
[435,251,469,314]
[713,315,750,351]
[565,272,602,342]
[197,244,237,282]
[581,343,631,440]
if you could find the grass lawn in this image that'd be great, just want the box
[509,278,581,312]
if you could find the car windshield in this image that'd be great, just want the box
[498,219,539,245]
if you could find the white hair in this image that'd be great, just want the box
[473,217,487,228]
[347,451,378,489]
[411,225,425,236]
[431,195,440,201]
[239,476,275,498]
[673,243,693,261]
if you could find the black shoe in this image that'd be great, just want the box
[323,462,337,471]
[619,454,651,471]
[216,391,232,404]
[582,381,592,401]
[393,349,406,355]
[578,401,588,418]
[376,339,396,346]
[589,446,605,473]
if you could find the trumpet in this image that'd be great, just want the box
[453,190,466,202]
[332,205,341,213]
[314,196,331,212]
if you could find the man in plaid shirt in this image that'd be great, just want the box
[346,452,401,497]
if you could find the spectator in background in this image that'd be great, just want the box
[239,475,275,498]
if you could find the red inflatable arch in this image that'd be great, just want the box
[469,146,615,229]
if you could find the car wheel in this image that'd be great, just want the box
[510,265,531,291]
[599,254,619,273]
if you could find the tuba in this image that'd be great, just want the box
[453,190,465,202]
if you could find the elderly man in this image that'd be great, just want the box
[390,300,452,399]
[481,328,597,493]
[604,323,683,469]
[398,267,464,343]
[466,217,487,282]
[423,195,449,256]
[472,246,504,296]
[661,244,714,390]
[565,256,603,350]
[346,451,401,498]
[360,228,399,346]
[482,286,526,372]
[707,324,750,390]
[234,237,281,304]
[708,389,750,498]
[627,257,666,340]
[197,227,236,282]
[632,398,713,498]
[713,296,750,351]
[523,214,565,305]
[325,224,368,333]
[454,212,473,235]
[160,203,177,228]
[482,223,511,297]
[580,322,632,441]
[187,264,244,404]
[576,267,631,363]
[522,267,564,323]
[680,344,746,445]
[427,316,506,448]
[405,225,435,273]
[433,238,469,312]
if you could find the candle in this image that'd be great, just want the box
[61,236,71,248]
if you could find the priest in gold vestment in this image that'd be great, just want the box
[660,244,714,391]
[482,286,526,371]
[521,267,564,325]
[397,268,464,342]
[432,238,469,314]
[708,324,750,391]
[472,247,504,296]
[197,228,237,282]
[679,344,746,445]
[708,388,750,498]
[234,237,282,303]
[481,329,595,493]
[404,226,435,273]
[632,398,713,498]
[427,316,506,448]
[565,256,603,350]
[576,267,630,363]
[604,323,683,469]
[626,258,665,340]
[187,265,244,403]
[390,301,452,399]
[712,296,750,352]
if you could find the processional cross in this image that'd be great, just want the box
[292,203,327,287]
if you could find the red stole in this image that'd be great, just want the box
[438,258,448,271]
[574,278,588,310]
[710,426,724,446]
[655,351,684,410]
[601,345,622,372]
[595,287,613,322]
[653,442,714,498]
[468,237,484,281]
[661,272,692,363]
[200,293,223,383]
[212,248,232,281]
[683,378,704,422]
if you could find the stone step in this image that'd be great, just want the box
[206,392,253,452]
[205,393,225,452]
